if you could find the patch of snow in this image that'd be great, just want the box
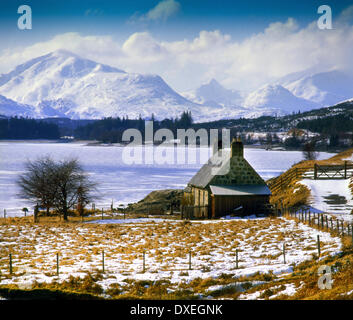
[299,179,353,221]
[85,218,167,225]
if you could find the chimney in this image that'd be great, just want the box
[231,137,243,158]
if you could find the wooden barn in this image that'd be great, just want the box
[183,138,271,218]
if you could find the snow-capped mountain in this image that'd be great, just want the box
[243,84,318,114]
[1,50,352,122]
[277,70,353,107]
[183,78,244,107]
[0,50,208,120]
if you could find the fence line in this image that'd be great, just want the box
[281,206,353,240]
[1,211,351,280]
[268,161,353,194]
[0,249,218,279]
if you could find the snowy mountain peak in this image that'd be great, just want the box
[182,78,243,107]
[50,49,79,58]
[1,50,352,122]
[244,84,318,113]
[204,78,224,89]
[278,69,353,106]
[0,50,126,89]
[0,51,204,120]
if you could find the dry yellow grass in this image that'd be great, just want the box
[0,213,347,300]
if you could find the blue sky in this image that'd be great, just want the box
[1,0,352,42]
[1,0,353,91]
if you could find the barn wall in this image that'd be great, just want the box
[191,187,209,206]
[188,187,209,218]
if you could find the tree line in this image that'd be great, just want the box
[74,111,194,143]
[0,117,60,139]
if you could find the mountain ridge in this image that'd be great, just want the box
[0,50,352,122]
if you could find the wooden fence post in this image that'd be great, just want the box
[56,253,59,276]
[321,215,324,229]
[337,219,340,233]
[344,161,347,179]
[342,221,345,236]
[325,216,328,230]
[4,209,6,219]
[101,208,104,220]
[236,249,239,269]
[189,251,192,270]
[317,235,321,257]
[314,163,318,180]
[9,253,12,275]
[143,251,146,273]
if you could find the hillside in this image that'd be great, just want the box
[193,100,353,132]
[125,189,183,214]
[268,147,353,214]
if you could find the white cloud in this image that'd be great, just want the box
[122,32,166,58]
[130,0,180,23]
[1,10,353,93]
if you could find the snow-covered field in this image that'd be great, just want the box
[0,217,342,299]
[0,142,334,217]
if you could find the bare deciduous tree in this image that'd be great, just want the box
[302,141,318,161]
[17,157,56,217]
[17,157,96,221]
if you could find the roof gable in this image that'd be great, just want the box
[188,149,266,188]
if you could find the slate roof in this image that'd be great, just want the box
[209,184,271,196]
[188,150,231,188]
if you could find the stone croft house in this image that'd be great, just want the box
[183,138,271,218]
